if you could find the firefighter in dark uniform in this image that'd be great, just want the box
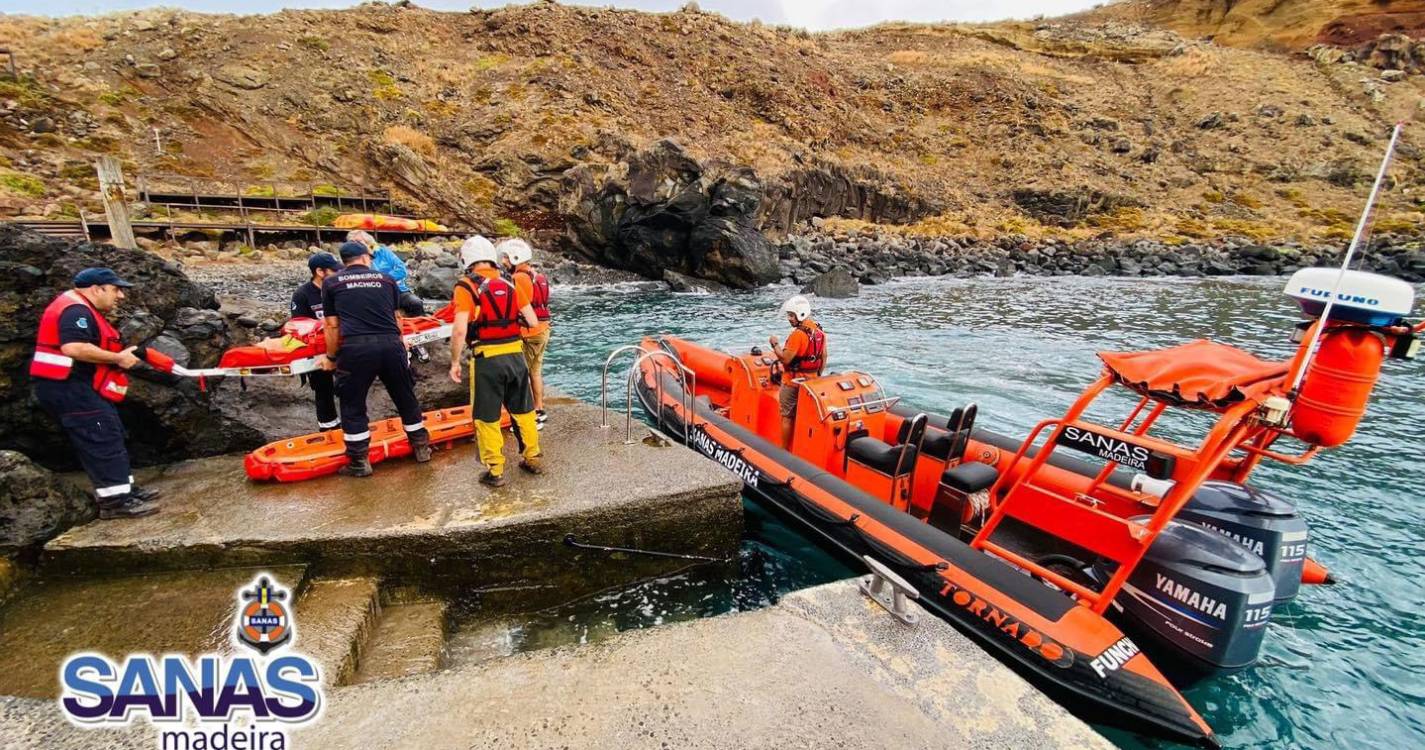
[292,252,342,430]
[30,268,159,519]
[447,236,543,487]
[318,242,432,477]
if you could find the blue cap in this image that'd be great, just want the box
[307,253,342,272]
[337,241,369,260]
[73,267,133,289]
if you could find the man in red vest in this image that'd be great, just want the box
[448,236,543,487]
[498,238,552,428]
[30,268,158,519]
[768,294,828,450]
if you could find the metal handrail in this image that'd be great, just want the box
[814,392,903,424]
[625,349,698,444]
[600,345,648,436]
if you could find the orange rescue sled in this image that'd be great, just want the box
[244,406,511,482]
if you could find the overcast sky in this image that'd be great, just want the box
[2,0,1103,28]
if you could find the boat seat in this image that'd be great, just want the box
[921,428,954,461]
[847,435,918,476]
[942,461,998,494]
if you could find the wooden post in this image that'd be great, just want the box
[95,156,137,249]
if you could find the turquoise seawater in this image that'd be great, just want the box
[539,275,1425,749]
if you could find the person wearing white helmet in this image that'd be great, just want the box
[497,238,552,428]
[768,294,827,449]
[448,235,545,487]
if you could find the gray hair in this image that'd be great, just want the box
[346,230,376,248]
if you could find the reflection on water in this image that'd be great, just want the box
[544,275,1425,750]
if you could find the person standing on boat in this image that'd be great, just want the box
[292,252,343,431]
[347,229,430,363]
[317,242,432,477]
[448,236,544,487]
[30,268,159,519]
[768,294,827,449]
[497,238,552,429]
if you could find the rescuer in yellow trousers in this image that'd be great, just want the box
[447,236,543,487]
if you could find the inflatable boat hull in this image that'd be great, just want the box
[633,356,1216,747]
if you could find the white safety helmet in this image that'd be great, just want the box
[496,237,533,266]
[460,235,498,268]
[781,294,812,322]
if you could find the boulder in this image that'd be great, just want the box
[801,267,859,298]
[214,64,269,90]
[413,265,460,299]
[560,140,782,289]
[663,269,726,293]
[0,450,93,553]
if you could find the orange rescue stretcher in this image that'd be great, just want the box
[244,405,505,482]
[165,306,454,380]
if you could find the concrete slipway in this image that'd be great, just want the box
[0,396,1111,749]
[0,580,1110,750]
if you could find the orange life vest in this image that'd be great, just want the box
[515,267,551,324]
[31,290,130,402]
[456,275,522,346]
[789,320,826,376]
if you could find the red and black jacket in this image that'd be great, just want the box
[31,290,130,402]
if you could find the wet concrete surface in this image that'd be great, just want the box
[292,577,381,686]
[0,566,303,699]
[303,579,1112,750]
[0,579,1109,749]
[349,599,448,684]
[43,398,744,595]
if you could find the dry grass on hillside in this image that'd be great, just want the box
[0,3,1420,246]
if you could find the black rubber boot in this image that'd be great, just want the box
[131,485,162,503]
[98,495,159,520]
[338,457,373,478]
[479,470,507,487]
[411,433,432,464]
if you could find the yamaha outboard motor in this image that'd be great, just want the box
[1180,481,1309,603]
[1095,519,1276,683]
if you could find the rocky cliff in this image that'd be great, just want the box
[1,3,1423,288]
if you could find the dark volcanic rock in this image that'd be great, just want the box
[0,450,93,553]
[801,267,860,298]
[663,269,727,293]
[0,224,263,470]
[560,140,920,290]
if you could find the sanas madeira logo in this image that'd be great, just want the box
[238,577,293,655]
[59,572,324,749]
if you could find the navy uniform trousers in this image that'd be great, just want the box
[34,379,133,500]
[335,334,428,460]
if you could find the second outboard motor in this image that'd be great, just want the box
[1096,519,1275,683]
[1180,481,1309,603]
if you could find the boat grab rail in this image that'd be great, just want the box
[807,388,903,424]
[625,350,699,445]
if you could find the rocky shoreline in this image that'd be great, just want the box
[777,231,1425,287]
